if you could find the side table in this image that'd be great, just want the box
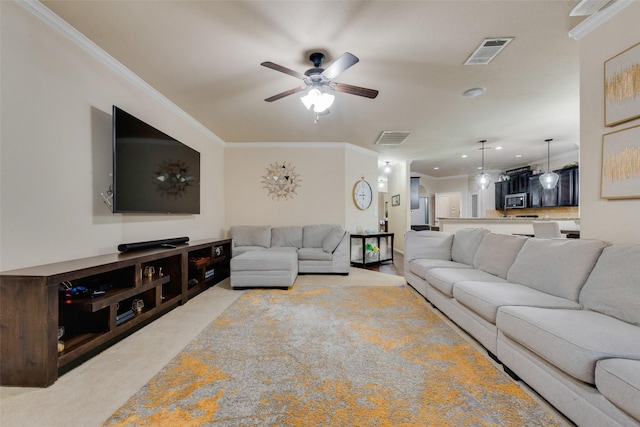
[350,232,394,267]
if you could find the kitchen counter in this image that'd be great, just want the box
[437,217,580,236]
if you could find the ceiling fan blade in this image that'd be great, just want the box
[261,61,306,80]
[264,86,306,102]
[322,52,359,80]
[331,82,379,99]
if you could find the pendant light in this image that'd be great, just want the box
[475,140,492,189]
[539,138,559,190]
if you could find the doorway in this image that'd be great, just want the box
[435,192,461,219]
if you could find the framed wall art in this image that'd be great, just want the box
[604,42,640,127]
[601,124,640,199]
[391,194,400,206]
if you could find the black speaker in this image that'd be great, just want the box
[118,237,189,253]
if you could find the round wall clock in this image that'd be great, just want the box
[353,179,373,210]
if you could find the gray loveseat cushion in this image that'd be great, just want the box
[473,233,527,279]
[454,281,580,323]
[271,226,303,248]
[409,259,471,279]
[425,268,505,298]
[596,358,640,421]
[303,224,336,248]
[405,231,453,262]
[322,226,346,253]
[497,306,640,384]
[579,244,640,326]
[506,238,608,301]
[231,225,272,248]
[452,228,490,266]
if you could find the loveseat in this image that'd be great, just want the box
[230,225,350,288]
[404,228,640,427]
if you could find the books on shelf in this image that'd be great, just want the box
[116,309,135,325]
[205,268,215,280]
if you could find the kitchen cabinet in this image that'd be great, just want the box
[528,175,558,208]
[557,167,579,206]
[508,171,530,194]
[494,181,509,210]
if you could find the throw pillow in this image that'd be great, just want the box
[322,226,346,253]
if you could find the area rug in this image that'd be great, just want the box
[104,285,562,426]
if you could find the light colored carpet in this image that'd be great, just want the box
[104,284,564,426]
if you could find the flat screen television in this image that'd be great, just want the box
[112,106,200,214]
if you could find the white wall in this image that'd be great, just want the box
[387,161,410,252]
[579,3,640,243]
[0,2,226,270]
[224,143,379,234]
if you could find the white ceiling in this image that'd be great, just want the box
[42,0,587,178]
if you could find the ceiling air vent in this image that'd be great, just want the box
[464,38,514,65]
[375,131,412,145]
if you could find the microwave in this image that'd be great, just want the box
[505,193,527,208]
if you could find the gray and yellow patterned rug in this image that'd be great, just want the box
[104,284,562,426]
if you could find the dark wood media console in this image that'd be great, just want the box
[0,238,232,387]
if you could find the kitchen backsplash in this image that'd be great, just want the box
[487,206,579,219]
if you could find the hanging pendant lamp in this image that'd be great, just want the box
[475,140,492,189]
[539,138,559,190]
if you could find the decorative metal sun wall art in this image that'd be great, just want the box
[154,160,194,198]
[261,161,301,200]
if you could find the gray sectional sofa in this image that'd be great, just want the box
[404,228,640,427]
[230,225,350,288]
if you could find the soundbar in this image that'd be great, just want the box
[118,237,189,253]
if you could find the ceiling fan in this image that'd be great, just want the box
[261,52,379,104]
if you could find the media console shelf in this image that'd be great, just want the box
[0,237,231,387]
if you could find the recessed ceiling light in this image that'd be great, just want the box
[515,154,523,158]
[433,167,439,170]
[477,166,483,170]
[462,87,486,98]
[495,146,503,150]
[461,154,468,158]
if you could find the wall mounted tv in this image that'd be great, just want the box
[112,106,200,214]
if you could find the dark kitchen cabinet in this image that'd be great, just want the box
[528,175,558,208]
[494,181,509,210]
[557,167,579,206]
[508,171,530,194]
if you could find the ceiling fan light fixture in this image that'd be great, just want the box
[301,88,334,113]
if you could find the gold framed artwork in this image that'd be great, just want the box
[601,124,640,199]
[604,42,640,127]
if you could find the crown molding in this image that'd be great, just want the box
[226,142,378,156]
[569,0,634,40]
[16,0,225,146]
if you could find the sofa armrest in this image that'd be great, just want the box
[330,232,351,273]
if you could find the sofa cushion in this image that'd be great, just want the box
[596,358,640,421]
[506,238,608,301]
[451,228,490,266]
[231,225,272,248]
[297,247,332,261]
[425,268,505,298]
[579,244,640,326]
[404,231,453,262]
[271,226,303,248]
[231,250,298,272]
[322,226,346,253]
[232,246,266,257]
[408,259,471,279]
[303,224,336,248]
[497,306,640,384]
[473,233,527,279]
[454,281,580,324]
